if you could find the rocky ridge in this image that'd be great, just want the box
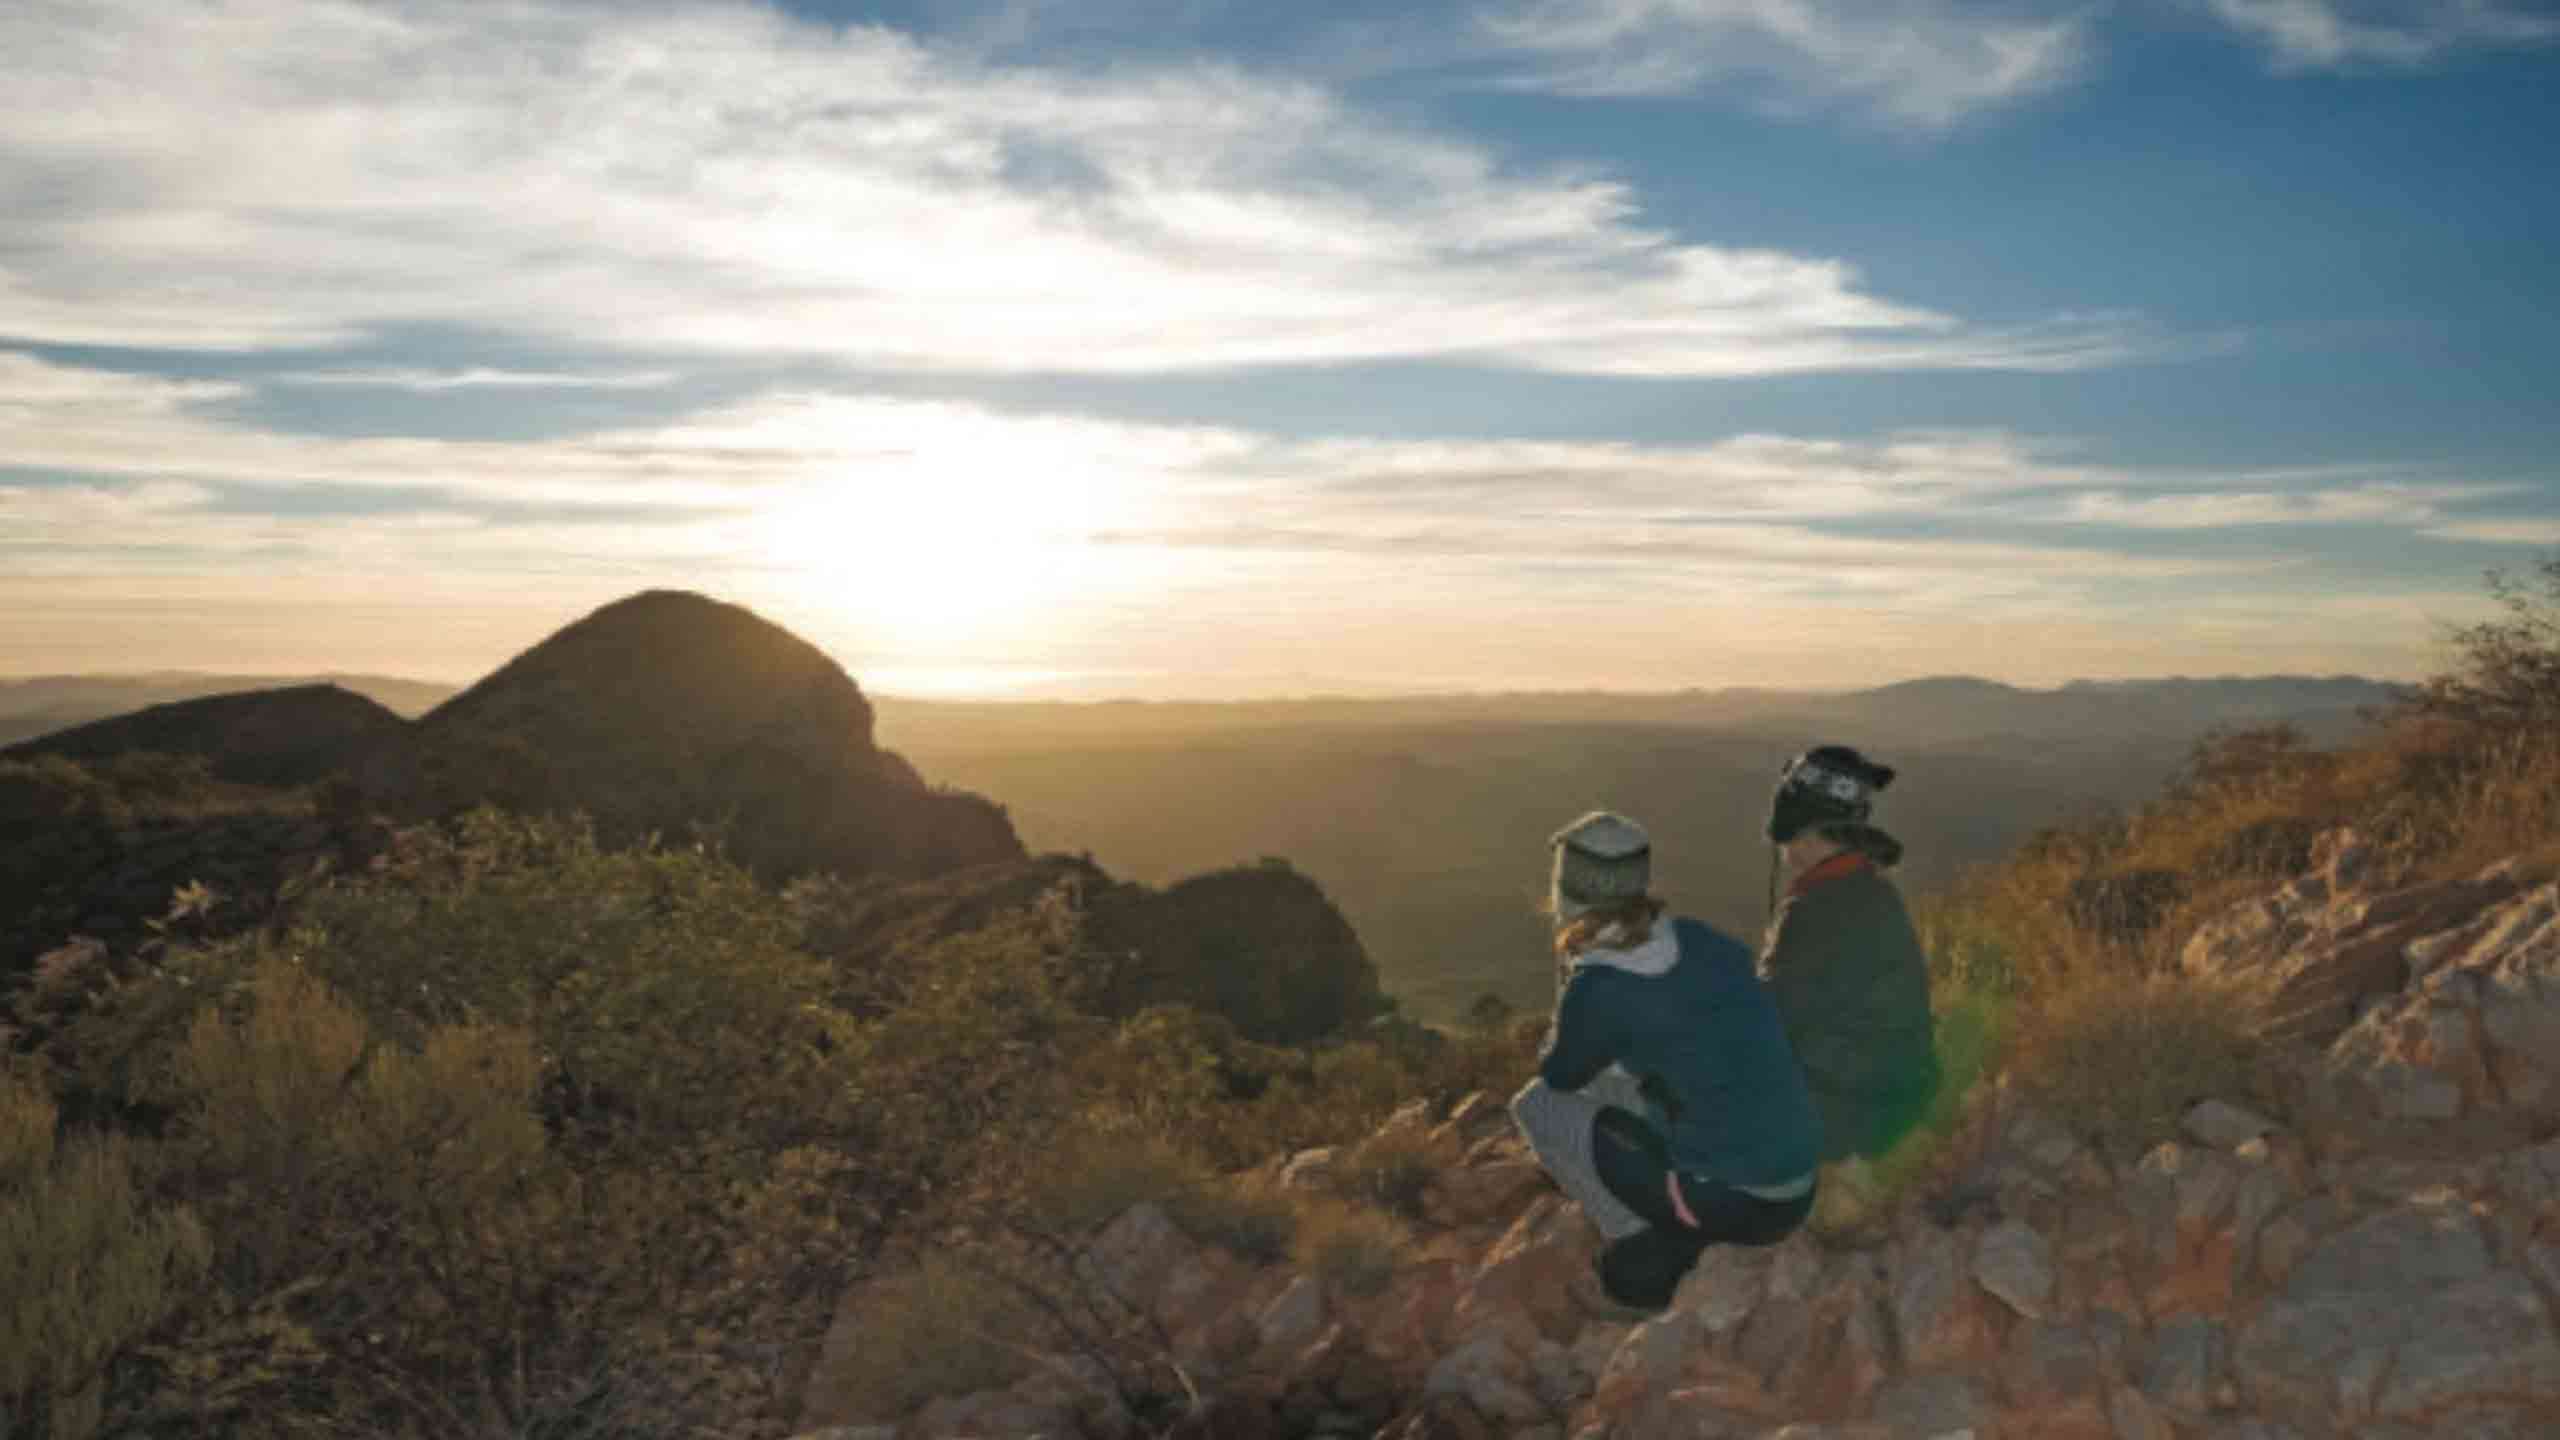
[1,683,410,788]
[801,827,2560,1440]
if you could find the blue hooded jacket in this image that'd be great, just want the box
[1538,914,1823,1190]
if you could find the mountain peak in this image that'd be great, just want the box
[429,588,877,752]
[388,590,1019,877]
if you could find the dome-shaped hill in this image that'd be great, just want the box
[3,683,408,788]
[380,590,1022,879]
[423,589,881,755]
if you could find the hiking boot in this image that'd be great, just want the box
[1572,1256,1665,1324]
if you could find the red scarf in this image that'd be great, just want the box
[1786,850,1872,899]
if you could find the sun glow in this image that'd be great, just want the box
[747,403,1159,651]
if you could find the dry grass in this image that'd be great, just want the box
[1168,1174,1300,1265]
[2004,968,2263,1157]
[1024,1128,1218,1240]
[1290,1196,1406,1297]
[1331,1127,1440,1222]
[818,1255,1035,1420]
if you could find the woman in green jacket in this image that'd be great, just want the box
[1758,746,1941,1229]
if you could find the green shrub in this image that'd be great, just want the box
[1,1071,209,1440]
[286,811,853,1164]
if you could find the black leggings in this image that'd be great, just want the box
[1590,1106,1813,1247]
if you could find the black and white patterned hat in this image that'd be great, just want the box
[1767,745,1895,844]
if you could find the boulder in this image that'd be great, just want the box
[1281,1147,1339,1191]
[1677,1242,1773,1338]
[1427,1159,1551,1229]
[1421,1326,1547,1428]
[2106,1385,2176,1440]
[2181,1100,2278,1151]
[911,1387,1074,1439]
[2140,1316,2225,1418]
[1258,1275,1327,1356]
[1888,1225,1995,1373]
[2489,1137,2560,1219]
[1375,1393,1495,1440]
[2233,1192,2560,1429]
[1870,1373,1993,1440]
[1973,1219,2056,1320]
[1455,1198,1594,1343]
[1080,1202,1200,1314]
[1735,1297,1815,1393]
[1999,1317,2110,1412]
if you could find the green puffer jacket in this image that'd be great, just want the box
[1758,851,1941,1163]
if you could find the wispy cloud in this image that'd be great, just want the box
[2422,518,2560,546]
[11,349,2537,608]
[2060,480,2523,529]
[5,348,2526,690]
[0,0,2141,376]
[1475,0,2094,129]
[2204,0,2560,69]
[270,368,678,391]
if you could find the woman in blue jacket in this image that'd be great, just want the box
[1510,811,1824,1313]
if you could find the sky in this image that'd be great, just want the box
[4,0,2557,699]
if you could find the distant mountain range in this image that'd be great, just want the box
[4,592,1022,881]
[874,674,2409,1020]
[872,673,2403,753]
[5,646,2408,1021]
[6,671,2403,756]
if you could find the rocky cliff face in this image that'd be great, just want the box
[802,828,2560,1440]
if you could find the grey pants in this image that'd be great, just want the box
[1511,1070,1651,1241]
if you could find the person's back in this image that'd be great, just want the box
[1512,812,1822,1315]
[1761,854,1939,1161]
[1754,745,1943,1232]
[1546,917,1821,1189]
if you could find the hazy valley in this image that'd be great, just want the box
[4,663,2401,1023]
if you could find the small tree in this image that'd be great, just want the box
[2415,553,2560,733]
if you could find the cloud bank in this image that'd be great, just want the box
[0,0,2143,376]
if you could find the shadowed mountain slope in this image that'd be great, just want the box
[0,672,457,747]
[2,683,410,788]
[374,590,1022,879]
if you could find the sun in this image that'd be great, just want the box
[749,413,1140,651]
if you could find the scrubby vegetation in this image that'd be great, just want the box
[0,804,1533,1437]
[1906,555,2560,1176]
[14,562,2557,1433]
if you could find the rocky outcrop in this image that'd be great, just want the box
[2180,828,2531,1048]
[1086,861,1391,1046]
[807,1091,2560,1438]
[2179,826,2560,1142]
[804,830,2560,1440]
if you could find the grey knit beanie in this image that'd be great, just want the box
[1550,810,1652,921]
